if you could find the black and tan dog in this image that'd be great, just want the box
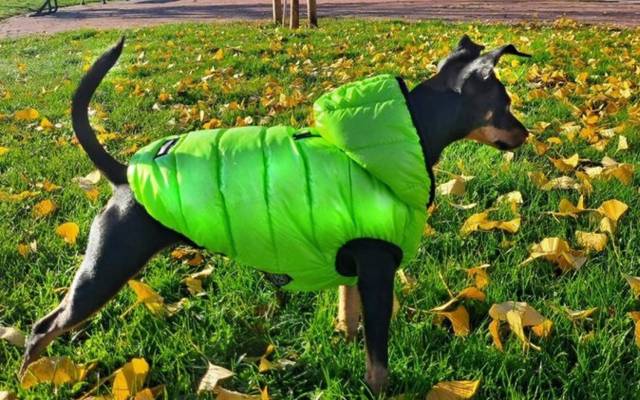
[20,35,530,394]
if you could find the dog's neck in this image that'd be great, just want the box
[408,83,467,168]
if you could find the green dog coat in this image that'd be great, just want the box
[127,74,434,291]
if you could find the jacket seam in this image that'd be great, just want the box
[214,130,237,256]
[260,128,280,271]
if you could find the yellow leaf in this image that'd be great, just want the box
[496,191,523,210]
[531,319,553,338]
[33,199,57,218]
[575,231,608,252]
[392,292,401,319]
[41,180,61,192]
[127,280,166,316]
[548,196,586,218]
[617,135,629,151]
[521,237,586,272]
[549,153,579,172]
[183,277,204,296]
[112,358,149,400]
[20,357,89,389]
[466,264,490,289]
[434,305,470,336]
[14,108,40,121]
[629,312,640,348]
[0,147,9,156]
[489,302,546,326]
[84,187,100,202]
[40,118,54,130]
[460,212,520,235]
[624,275,640,297]
[596,199,628,222]
[564,307,598,321]
[457,287,486,302]
[426,380,481,400]
[489,319,503,351]
[528,171,549,188]
[437,176,472,196]
[56,222,79,245]
[213,49,225,61]
[216,387,262,400]
[541,176,580,191]
[197,363,234,394]
[506,310,528,347]
[0,190,39,202]
[0,326,25,347]
[424,223,437,236]
[203,118,222,129]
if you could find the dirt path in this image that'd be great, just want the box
[1,0,639,39]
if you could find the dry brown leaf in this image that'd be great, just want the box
[531,319,553,338]
[521,237,586,272]
[197,363,234,394]
[112,358,149,400]
[426,380,480,400]
[0,326,25,347]
[20,357,90,389]
[457,287,486,302]
[56,222,79,245]
[575,231,608,252]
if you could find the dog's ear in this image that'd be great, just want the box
[437,35,485,72]
[452,44,531,93]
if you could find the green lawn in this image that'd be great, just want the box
[0,0,99,19]
[0,20,638,399]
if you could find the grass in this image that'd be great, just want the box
[0,19,638,399]
[0,0,100,20]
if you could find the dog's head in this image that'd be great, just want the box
[431,35,531,150]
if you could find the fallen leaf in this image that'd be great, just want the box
[596,199,628,222]
[549,153,579,172]
[433,305,470,336]
[0,392,17,400]
[426,380,480,400]
[197,363,234,394]
[397,269,417,294]
[575,231,608,252]
[0,147,9,156]
[563,307,598,322]
[624,275,640,297]
[33,199,57,218]
[40,118,54,130]
[466,264,490,289]
[460,211,521,235]
[541,176,580,191]
[0,326,25,347]
[56,222,79,245]
[14,108,40,121]
[489,302,551,350]
[437,175,473,196]
[127,280,166,316]
[547,196,587,218]
[112,358,149,400]
[629,312,640,348]
[20,357,89,389]
[617,135,629,151]
[521,237,586,272]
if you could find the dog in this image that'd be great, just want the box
[20,35,530,395]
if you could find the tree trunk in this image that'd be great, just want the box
[307,0,317,27]
[290,0,299,29]
[282,0,288,25]
[272,0,282,24]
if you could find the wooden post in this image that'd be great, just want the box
[307,0,317,27]
[272,0,282,24]
[290,0,299,29]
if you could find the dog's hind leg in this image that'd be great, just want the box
[20,185,184,375]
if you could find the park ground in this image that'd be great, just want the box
[0,15,639,400]
[1,0,640,38]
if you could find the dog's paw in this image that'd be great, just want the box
[365,365,389,395]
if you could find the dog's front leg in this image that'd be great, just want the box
[353,243,397,395]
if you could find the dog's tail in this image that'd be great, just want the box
[72,37,127,185]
